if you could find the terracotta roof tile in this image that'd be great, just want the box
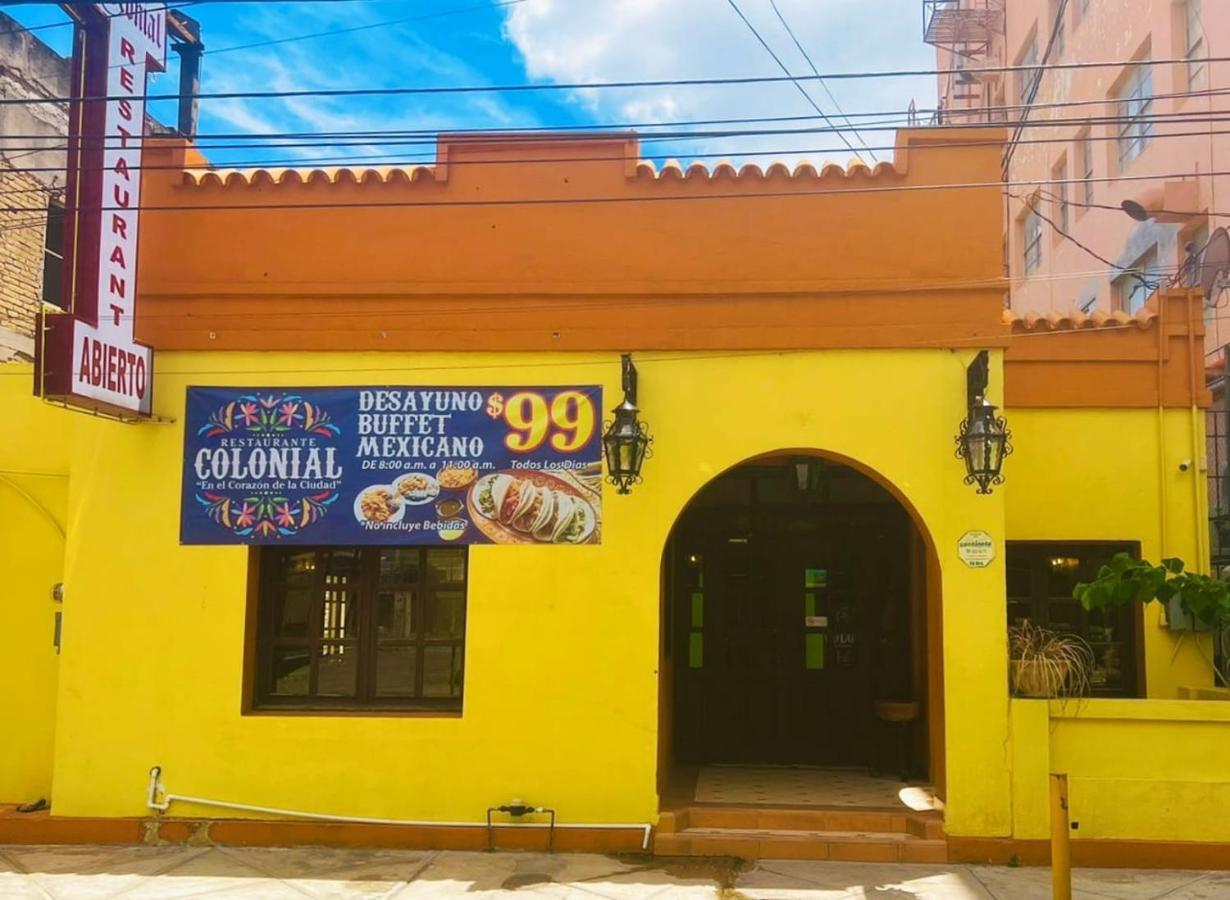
[1003,303,1159,333]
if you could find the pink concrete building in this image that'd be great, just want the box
[925,0,1229,345]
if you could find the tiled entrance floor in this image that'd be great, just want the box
[694,765,942,809]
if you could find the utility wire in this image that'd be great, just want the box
[6,83,1229,140]
[1003,0,1070,175]
[4,167,1230,219]
[1008,189,1158,290]
[767,0,878,163]
[7,121,1230,184]
[722,0,866,163]
[2,54,1222,107]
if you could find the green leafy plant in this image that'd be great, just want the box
[1072,554,1230,629]
[1008,622,1094,698]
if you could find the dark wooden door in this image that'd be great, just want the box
[670,496,910,767]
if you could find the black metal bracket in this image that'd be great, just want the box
[620,353,638,406]
[966,350,989,407]
[486,804,557,852]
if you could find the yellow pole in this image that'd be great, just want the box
[1050,773,1072,900]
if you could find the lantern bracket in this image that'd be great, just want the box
[620,353,638,406]
[967,349,989,407]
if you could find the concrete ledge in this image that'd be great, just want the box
[948,836,1230,870]
[0,808,645,853]
[1045,698,1230,722]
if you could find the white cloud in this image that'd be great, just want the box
[503,0,938,168]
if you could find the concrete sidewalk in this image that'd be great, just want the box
[0,845,1226,898]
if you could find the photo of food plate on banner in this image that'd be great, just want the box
[180,386,603,546]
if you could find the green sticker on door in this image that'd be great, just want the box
[805,632,826,669]
[804,568,828,588]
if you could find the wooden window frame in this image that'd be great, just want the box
[243,546,467,716]
[1006,541,1144,698]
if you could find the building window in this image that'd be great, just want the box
[1006,542,1141,697]
[1023,207,1044,275]
[1018,37,1040,109]
[41,199,65,308]
[1185,0,1206,91]
[1115,61,1154,168]
[252,546,467,712]
[1077,129,1094,205]
[1113,246,1159,314]
[1050,0,1065,58]
[1052,156,1069,233]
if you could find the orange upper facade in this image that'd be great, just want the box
[134,128,1008,352]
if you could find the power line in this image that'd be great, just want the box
[3,83,1226,145]
[4,167,1230,220]
[3,53,1224,107]
[722,0,866,164]
[1003,0,1070,174]
[7,121,1230,185]
[767,0,878,164]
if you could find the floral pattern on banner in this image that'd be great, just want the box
[197,491,338,538]
[197,392,341,439]
[194,392,341,538]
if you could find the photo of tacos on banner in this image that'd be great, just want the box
[469,471,598,544]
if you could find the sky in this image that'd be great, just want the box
[2,0,938,170]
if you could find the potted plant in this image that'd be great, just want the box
[1008,621,1094,698]
[1073,554,1230,687]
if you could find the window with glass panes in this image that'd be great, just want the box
[1018,39,1040,108]
[1022,208,1043,275]
[1113,246,1158,314]
[1052,157,1069,232]
[1006,542,1140,697]
[42,199,65,308]
[253,546,467,711]
[1077,130,1094,205]
[1185,0,1205,90]
[1115,62,1153,168]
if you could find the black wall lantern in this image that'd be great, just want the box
[602,354,653,494]
[955,350,1012,494]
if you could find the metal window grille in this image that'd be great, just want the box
[1205,347,1230,684]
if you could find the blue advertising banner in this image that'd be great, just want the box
[181,386,603,545]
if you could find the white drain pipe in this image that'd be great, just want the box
[146,767,652,850]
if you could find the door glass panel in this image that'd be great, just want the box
[271,647,310,696]
[422,645,463,697]
[277,588,312,638]
[425,590,465,638]
[427,549,466,586]
[377,589,415,639]
[380,548,420,585]
[375,645,417,697]
[278,550,317,587]
[320,589,357,640]
[316,642,358,696]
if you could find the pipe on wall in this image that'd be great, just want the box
[145,767,653,850]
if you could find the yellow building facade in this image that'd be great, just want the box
[3,129,1227,864]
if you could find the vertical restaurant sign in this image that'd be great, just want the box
[35,4,167,416]
[181,387,604,546]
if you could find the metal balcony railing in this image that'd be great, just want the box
[922,0,1006,56]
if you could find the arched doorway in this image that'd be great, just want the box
[659,451,943,801]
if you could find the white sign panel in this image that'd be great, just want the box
[957,530,996,568]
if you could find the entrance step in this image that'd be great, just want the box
[654,806,946,862]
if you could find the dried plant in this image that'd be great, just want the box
[1008,622,1094,698]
